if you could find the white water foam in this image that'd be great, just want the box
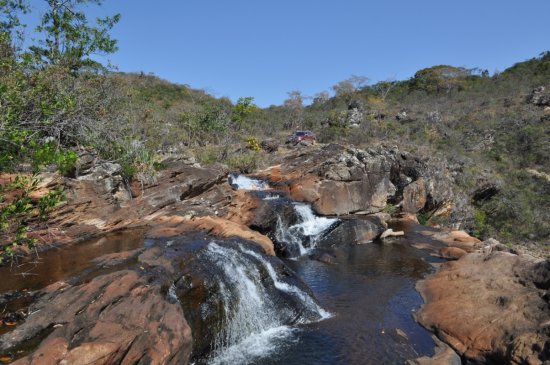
[241,246,332,320]
[203,241,328,365]
[229,174,270,191]
[208,326,296,365]
[276,203,338,257]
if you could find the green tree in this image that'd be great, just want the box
[410,65,474,93]
[0,0,28,60]
[30,0,120,71]
[232,96,256,128]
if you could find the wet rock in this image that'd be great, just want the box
[309,251,336,264]
[417,251,550,363]
[318,217,384,248]
[147,215,275,255]
[160,236,324,361]
[1,233,321,364]
[0,270,193,364]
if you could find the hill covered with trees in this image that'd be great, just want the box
[1,0,549,254]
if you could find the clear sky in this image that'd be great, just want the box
[22,0,550,107]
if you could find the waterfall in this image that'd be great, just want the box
[202,242,328,364]
[228,173,270,191]
[241,246,332,320]
[275,203,338,257]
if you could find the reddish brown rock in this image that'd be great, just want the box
[261,144,396,215]
[3,270,193,365]
[147,215,275,256]
[438,246,467,260]
[417,251,550,364]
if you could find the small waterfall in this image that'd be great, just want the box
[202,242,328,364]
[228,173,270,191]
[275,203,339,257]
[241,246,332,320]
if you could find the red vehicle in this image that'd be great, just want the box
[287,130,316,143]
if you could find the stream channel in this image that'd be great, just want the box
[0,175,441,364]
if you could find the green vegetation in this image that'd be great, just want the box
[0,174,65,263]
[1,0,548,252]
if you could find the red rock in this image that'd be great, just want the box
[4,270,192,365]
[438,247,467,260]
[417,251,550,363]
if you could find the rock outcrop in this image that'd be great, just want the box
[3,270,192,365]
[527,86,550,107]
[260,144,460,224]
[417,250,550,364]
[262,144,396,215]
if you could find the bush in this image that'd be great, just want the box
[226,151,262,173]
[0,174,65,264]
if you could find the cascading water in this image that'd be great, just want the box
[200,242,329,365]
[228,173,270,191]
[276,203,339,257]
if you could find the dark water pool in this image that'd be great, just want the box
[257,238,439,365]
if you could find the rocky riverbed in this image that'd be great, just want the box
[0,144,548,364]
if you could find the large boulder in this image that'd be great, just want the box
[402,178,427,213]
[263,144,396,215]
[318,216,386,248]
[417,251,550,364]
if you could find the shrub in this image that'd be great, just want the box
[0,174,65,264]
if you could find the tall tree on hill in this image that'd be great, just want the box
[0,0,28,59]
[30,0,120,71]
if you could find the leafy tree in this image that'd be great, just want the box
[0,0,28,60]
[0,0,28,37]
[30,0,120,71]
[232,96,256,127]
[410,65,475,93]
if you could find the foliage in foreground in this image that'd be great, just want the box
[0,174,65,263]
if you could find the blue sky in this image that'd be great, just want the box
[22,0,550,107]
